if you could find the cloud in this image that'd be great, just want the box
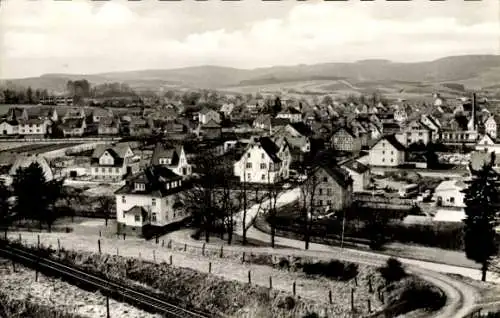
[0,0,498,78]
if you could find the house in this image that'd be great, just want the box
[114,166,188,237]
[483,115,499,140]
[198,108,221,125]
[98,117,120,135]
[220,103,235,118]
[197,120,222,140]
[233,137,291,184]
[396,120,432,146]
[62,108,86,122]
[90,143,135,181]
[253,114,272,130]
[6,107,25,122]
[433,180,466,208]
[0,120,18,135]
[25,107,58,122]
[151,143,192,178]
[299,163,353,213]
[474,134,500,154]
[9,154,54,181]
[368,135,406,167]
[18,118,50,136]
[92,108,113,123]
[129,119,152,137]
[60,118,87,137]
[341,160,370,192]
[276,107,302,123]
[420,114,441,142]
[331,127,362,152]
[276,123,312,153]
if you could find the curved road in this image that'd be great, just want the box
[166,187,498,318]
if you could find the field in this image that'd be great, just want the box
[0,143,81,155]
[0,258,159,318]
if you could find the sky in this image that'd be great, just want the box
[0,0,499,79]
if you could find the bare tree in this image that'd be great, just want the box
[97,196,114,226]
[266,171,281,248]
[300,167,321,250]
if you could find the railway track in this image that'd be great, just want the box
[0,244,211,318]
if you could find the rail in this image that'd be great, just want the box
[0,244,210,318]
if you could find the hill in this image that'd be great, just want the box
[1,55,499,96]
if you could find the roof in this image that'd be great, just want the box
[342,160,369,174]
[26,106,54,119]
[60,118,84,130]
[433,209,466,222]
[19,118,46,125]
[151,143,180,166]
[316,164,353,189]
[199,107,216,115]
[435,180,467,192]
[470,151,499,171]
[279,107,301,115]
[92,143,132,160]
[201,119,221,129]
[124,206,148,219]
[115,165,184,196]
[288,122,312,137]
[257,137,282,163]
[98,117,119,127]
[376,135,406,151]
[332,126,356,138]
[253,114,271,126]
[92,108,112,117]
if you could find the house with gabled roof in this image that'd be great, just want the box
[341,159,370,192]
[98,117,120,135]
[18,118,51,136]
[368,135,406,167]
[151,143,192,178]
[197,119,222,140]
[115,166,189,237]
[330,127,362,152]
[233,136,291,184]
[198,108,221,125]
[92,108,113,123]
[396,119,433,146]
[60,118,87,137]
[300,163,353,213]
[220,103,235,118]
[0,119,18,135]
[483,115,500,140]
[90,143,135,181]
[276,107,302,123]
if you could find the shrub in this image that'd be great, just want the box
[379,258,406,283]
[302,260,358,281]
[303,313,319,318]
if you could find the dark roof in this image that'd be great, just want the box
[60,118,84,130]
[258,137,281,163]
[280,107,301,115]
[316,164,353,189]
[115,165,184,196]
[342,160,369,174]
[381,135,406,151]
[288,122,312,136]
[124,206,148,219]
[332,126,356,138]
[201,119,221,129]
[151,143,180,166]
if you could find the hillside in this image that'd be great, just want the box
[1,55,499,95]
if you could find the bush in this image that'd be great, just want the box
[302,260,358,281]
[0,292,83,318]
[379,258,407,283]
[303,313,319,318]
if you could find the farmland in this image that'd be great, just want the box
[0,143,81,155]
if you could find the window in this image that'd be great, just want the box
[390,159,393,163]
[382,151,385,154]
[327,188,332,195]
[135,215,140,222]
[261,153,265,159]
[115,168,120,173]
[122,196,126,203]
[260,163,266,169]
[135,183,145,191]
[101,167,105,172]
[418,132,423,136]
[261,174,266,181]
[246,162,252,169]
[94,168,98,172]
[108,167,112,173]
[319,188,323,195]
[450,197,455,204]
[327,200,332,205]
[247,153,250,158]
[391,151,394,155]
[323,177,328,182]
[247,173,251,180]
[382,158,385,162]
[319,200,323,206]
[152,198,156,206]
[122,212,125,219]
[151,213,157,222]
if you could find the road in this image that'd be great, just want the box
[228,187,498,317]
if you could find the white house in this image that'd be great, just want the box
[420,114,441,142]
[396,120,432,146]
[0,120,18,135]
[60,118,87,137]
[433,180,467,208]
[475,134,500,153]
[115,166,188,237]
[90,143,135,181]
[483,115,498,140]
[151,143,192,178]
[341,160,370,192]
[368,135,406,167]
[220,103,235,118]
[234,137,291,184]
[276,107,302,123]
[18,119,50,136]
[198,108,221,125]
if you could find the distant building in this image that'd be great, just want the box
[433,180,467,208]
[198,108,221,125]
[341,160,370,192]
[90,143,135,181]
[9,155,54,181]
[368,135,406,167]
[151,143,192,178]
[395,120,432,146]
[276,107,302,123]
[331,127,362,152]
[60,118,87,137]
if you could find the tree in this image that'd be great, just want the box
[299,166,320,250]
[12,163,63,231]
[273,97,282,116]
[321,95,333,106]
[98,196,114,226]
[462,152,499,281]
[26,87,34,104]
[0,181,13,236]
[365,213,389,250]
[266,171,281,248]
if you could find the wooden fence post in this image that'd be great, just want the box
[11,260,16,272]
[99,230,102,237]
[18,233,21,243]
[367,299,371,313]
[351,288,355,312]
[219,245,223,258]
[293,281,296,296]
[269,276,272,289]
[106,296,110,318]
[209,262,212,273]
[153,250,156,263]
[122,233,126,240]
[329,290,332,304]
[354,275,358,286]
[116,247,119,256]
[98,239,101,254]
[242,252,245,263]
[168,240,172,249]
[368,276,373,293]
[202,243,205,256]
[184,244,187,252]
[248,270,251,284]
[37,234,40,249]
[169,255,172,265]
[162,239,165,247]
[155,235,159,244]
